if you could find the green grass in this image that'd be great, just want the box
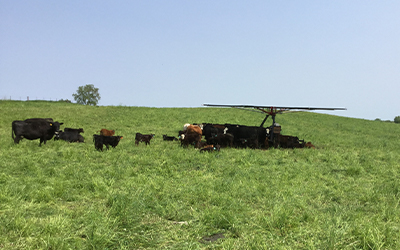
[1,100,400,249]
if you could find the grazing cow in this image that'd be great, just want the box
[12,119,63,146]
[163,134,178,141]
[93,135,123,151]
[135,133,155,145]
[179,132,201,148]
[97,129,115,136]
[200,144,221,153]
[55,131,84,142]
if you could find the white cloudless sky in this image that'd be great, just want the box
[1,1,399,120]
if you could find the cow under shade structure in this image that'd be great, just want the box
[93,135,123,151]
[12,118,63,146]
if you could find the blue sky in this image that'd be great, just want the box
[1,1,399,120]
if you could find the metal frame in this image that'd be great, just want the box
[203,104,347,145]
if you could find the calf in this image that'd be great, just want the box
[93,135,123,151]
[98,129,115,136]
[163,134,178,141]
[275,134,302,149]
[200,144,221,153]
[55,131,84,142]
[12,119,63,146]
[303,142,315,149]
[135,133,155,145]
[64,127,84,134]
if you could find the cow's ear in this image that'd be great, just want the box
[60,123,64,125]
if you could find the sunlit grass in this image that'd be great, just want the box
[1,100,400,249]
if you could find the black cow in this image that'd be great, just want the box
[202,123,226,141]
[206,133,234,148]
[163,134,178,141]
[55,131,84,142]
[24,118,54,122]
[275,134,304,149]
[135,133,155,145]
[224,124,267,148]
[93,135,123,151]
[12,119,63,146]
[64,127,84,134]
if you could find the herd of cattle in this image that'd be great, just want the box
[11,118,315,151]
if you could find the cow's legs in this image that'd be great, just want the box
[14,136,21,144]
[39,138,46,146]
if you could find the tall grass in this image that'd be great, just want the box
[1,100,400,249]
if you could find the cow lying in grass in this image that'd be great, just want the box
[55,127,85,143]
[163,134,178,141]
[135,133,155,145]
[55,131,84,142]
[93,135,123,151]
[200,144,221,153]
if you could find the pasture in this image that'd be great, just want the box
[1,100,400,249]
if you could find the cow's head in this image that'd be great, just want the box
[50,122,63,135]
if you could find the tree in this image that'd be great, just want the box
[72,84,101,106]
[394,116,400,124]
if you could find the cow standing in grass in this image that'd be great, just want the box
[93,135,123,151]
[12,118,63,146]
[135,133,155,145]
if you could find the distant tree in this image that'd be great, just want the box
[374,118,382,122]
[58,99,71,103]
[72,84,101,106]
[394,116,400,124]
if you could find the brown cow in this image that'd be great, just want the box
[179,132,201,148]
[185,124,202,136]
[98,129,115,136]
[200,144,221,153]
[304,142,315,149]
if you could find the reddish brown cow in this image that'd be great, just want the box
[98,129,115,136]
[186,125,202,136]
[304,142,315,149]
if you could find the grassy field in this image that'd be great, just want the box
[1,100,400,249]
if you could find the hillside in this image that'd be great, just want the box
[1,100,400,249]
